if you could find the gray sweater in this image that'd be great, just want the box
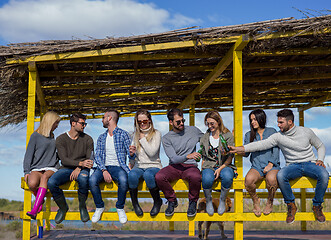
[162,125,203,166]
[244,125,325,165]
[23,131,59,175]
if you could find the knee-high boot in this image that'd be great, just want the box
[78,192,90,222]
[218,186,230,215]
[129,188,143,216]
[264,185,277,215]
[54,194,69,224]
[203,188,214,216]
[149,187,162,217]
[246,186,261,216]
[27,187,47,219]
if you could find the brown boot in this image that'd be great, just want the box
[263,185,277,215]
[286,202,297,224]
[312,205,325,223]
[246,187,261,217]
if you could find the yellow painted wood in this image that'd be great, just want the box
[189,221,195,236]
[169,221,174,231]
[189,105,195,126]
[248,47,331,57]
[8,28,329,65]
[298,92,331,112]
[45,195,51,231]
[178,35,249,109]
[26,62,37,146]
[7,36,240,64]
[22,188,32,240]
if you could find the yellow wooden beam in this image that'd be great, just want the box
[178,35,249,109]
[298,92,331,111]
[39,65,213,77]
[7,28,329,65]
[7,36,240,64]
[248,47,331,57]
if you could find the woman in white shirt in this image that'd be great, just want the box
[128,109,163,216]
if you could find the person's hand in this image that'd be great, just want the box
[24,174,29,183]
[80,159,93,169]
[316,160,326,168]
[103,170,113,183]
[187,152,201,161]
[263,162,274,174]
[129,145,136,156]
[214,168,222,180]
[70,167,81,181]
[229,146,245,155]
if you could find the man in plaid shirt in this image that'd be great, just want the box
[89,110,135,224]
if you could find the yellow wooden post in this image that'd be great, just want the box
[45,195,51,230]
[299,110,307,231]
[189,104,195,126]
[22,62,37,240]
[233,43,244,240]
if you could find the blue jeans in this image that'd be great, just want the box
[202,167,234,189]
[89,166,128,209]
[277,162,329,206]
[128,167,160,189]
[48,168,90,199]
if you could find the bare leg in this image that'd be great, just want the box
[27,171,43,193]
[263,169,278,215]
[39,170,55,188]
[245,169,263,216]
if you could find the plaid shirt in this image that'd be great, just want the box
[94,127,134,173]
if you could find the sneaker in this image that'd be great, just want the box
[312,205,326,223]
[286,202,297,224]
[187,200,197,217]
[165,200,178,217]
[117,208,127,224]
[92,207,105,223]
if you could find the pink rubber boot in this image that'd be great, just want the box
[27,187,47,219]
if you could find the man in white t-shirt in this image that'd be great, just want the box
[89,110,135,224]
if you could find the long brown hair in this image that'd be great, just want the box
[204,110,230,134]
[249,109,266,142]
[134,109,156,151]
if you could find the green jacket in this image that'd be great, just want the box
[200,130,236,171]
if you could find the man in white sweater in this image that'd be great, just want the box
[230,109,329,224]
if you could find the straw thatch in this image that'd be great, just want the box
[0,15,330,127]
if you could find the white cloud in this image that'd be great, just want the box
[310,126,331,155]
[0,0,197,43]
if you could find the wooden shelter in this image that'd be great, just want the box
[1,15,330,240]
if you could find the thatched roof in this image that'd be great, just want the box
[0,15,330,127]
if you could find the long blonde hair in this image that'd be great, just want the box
[134,109,156,151]
[36,111,61,137]
[204,110,230,134]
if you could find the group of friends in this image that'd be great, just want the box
[23,108,329,225]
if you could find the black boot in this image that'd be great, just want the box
[54,194,69,224]
[149,187,162,217]
[78,192,90,222]
[129,188,143,216]
[165,199,178,217]
[187,200,197,217]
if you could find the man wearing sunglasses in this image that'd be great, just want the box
[156,108,203,217]
[89,110,136,224]
[48,113,94,224]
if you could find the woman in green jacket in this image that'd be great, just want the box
[200,111,236,216]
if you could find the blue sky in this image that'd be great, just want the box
[0,0,330,200]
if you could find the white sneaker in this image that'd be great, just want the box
[117,208,127,224]
[92,207,104,223]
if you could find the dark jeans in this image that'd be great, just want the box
[128,167,160,189]
[48,168,90,199]
[155,163,201,202]
[89,166,128,209]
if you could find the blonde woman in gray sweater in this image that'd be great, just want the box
[128,109,163,216]
[23,111,61,219]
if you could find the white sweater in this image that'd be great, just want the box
[244,125,325,165]
[130,129,162,169]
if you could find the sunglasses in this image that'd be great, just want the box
[76,121,87,127]
[175,119,185,125]
[137,120,149,125]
